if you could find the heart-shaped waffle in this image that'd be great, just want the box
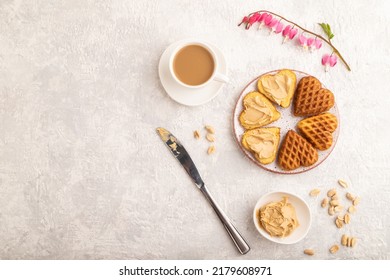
[278,130,318,170]
[257,69,297,108]
[239,91,281,129]
[293,76,335,116]
[241,127,280,165]
[297,113,338,151]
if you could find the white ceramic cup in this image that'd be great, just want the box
[169,41,229,89]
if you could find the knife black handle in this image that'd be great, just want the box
[200,185,250,255]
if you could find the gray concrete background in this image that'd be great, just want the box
[0,0,389,259]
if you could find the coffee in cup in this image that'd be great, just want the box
[173,45,215,86]
[169,42,228,89]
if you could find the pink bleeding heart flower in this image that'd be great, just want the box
[258,13,268,29]
[306,37,315,52]
[298,34,308,50]
[322,54,338,71]
[238,16,249,27]
[267,18,278,34]
[282,25,297,43]
[329,55,338,67]
[322,54,330,65]
[258,13,267,22]
[246,14,259,29]
[282,25,292,36]
[267,18,278,28]
[274,21,284,34]
[288,28,298,39]
[264,14,273,26]
[252,12,261,22]
[314,38,322,49]
[298,34,306,45]
[307,37,314,47]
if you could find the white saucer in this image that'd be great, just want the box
[158,39,228,106]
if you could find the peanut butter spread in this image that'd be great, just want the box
[157,128,170,141]
[261,74,292,105]
[245,130,276,159]
[259,197,299,237]
[242,95,273,126]
[157,128,179,152]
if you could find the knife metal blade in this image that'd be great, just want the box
[156,127,204,188]
[156,127,250,255]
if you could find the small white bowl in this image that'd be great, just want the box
[253,191,311,244]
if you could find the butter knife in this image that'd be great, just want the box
[156,127,250,255]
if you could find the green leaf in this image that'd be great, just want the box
[318,23,329,33]
[318,22,335,40]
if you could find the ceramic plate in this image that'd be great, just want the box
[233,69,340,174]
[158,39,227,106]
[253,191,311,244]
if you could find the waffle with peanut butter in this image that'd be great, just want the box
[257,69,297,108]
[242,127,280,164]
[239,91,281,129]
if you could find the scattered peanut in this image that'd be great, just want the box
[341,234,348,246]
[335,217,344,228]
[204,125,215,134]
[344,213,351,224]
[327,189,337,197]
[321,198,328,208]
[348,206,356,214]
[193,130,200,139]
[329,245,340,254]
[346,192,355,201]
[207,145,215,155]
[328,206,335,216]
[304,249,315,256]
[194,125,217,153]
[309,188,321,197]
[330,200,340,207]
[350,237,357,247]
[341,234,357,248]
[353,197,361,206]
[206,133,215,142]
[308,180,361,254]
[338,179,348,188]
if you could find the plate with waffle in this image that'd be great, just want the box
[233,69,340,174]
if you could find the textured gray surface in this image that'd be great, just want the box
[0,0,389,259]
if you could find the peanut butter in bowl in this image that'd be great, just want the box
[253,191,311,244]
[258,197,299,238]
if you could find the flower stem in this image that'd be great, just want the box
[245,10,351,71]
